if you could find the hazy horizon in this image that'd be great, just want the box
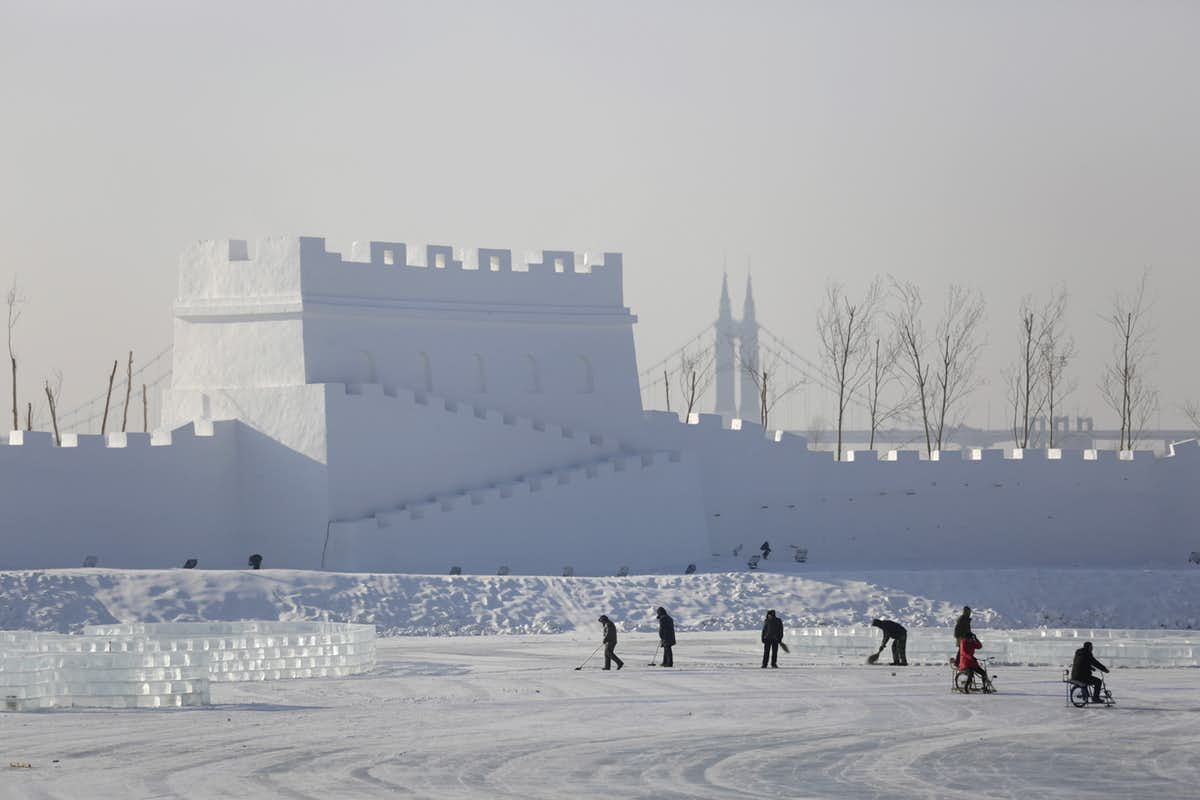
[1,1,1196,436]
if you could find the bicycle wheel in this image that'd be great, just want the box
[1069,685,1088,708]
[953,670,971,693]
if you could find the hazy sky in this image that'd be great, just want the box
[1,1,1197,433]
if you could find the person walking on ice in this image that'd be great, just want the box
[1071,641,1110,702]
[761,610,785,668]
[870,618,908,666]
[598,614,623,670]
[655,607,676,667]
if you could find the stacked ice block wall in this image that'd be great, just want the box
[1,631,209,711]
[1,622,377,711]
[83,621,377,681]
[786,627,1200,667]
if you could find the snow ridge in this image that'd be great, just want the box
[1,568,1197,636]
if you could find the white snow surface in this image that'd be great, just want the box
[4,633,1200,799]
[0,565,1198,635]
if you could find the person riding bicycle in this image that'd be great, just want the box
[958,633,993,692]
[1071,641,1109,702]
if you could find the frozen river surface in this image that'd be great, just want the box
[3,632,1199,799]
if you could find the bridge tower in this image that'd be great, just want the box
[737,275,760,421]
[714,274,737,419]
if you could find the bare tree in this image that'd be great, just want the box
[817,278,882,460]
[931,285,986,452]
[44,381,60,446]
[891,280,934,456]
[7,278,23,432]
[1005,296,1048,449]
[1183,401,1200,436]
[807,415,829,448]
[891,281,986,455]
[121,351,133,433]
[142,384,149,433]
[738,349,802,431]
[100,360,118,435]
[1100,270,1156,451]
[677,346,715,420]
[663,369,670,413]
[865,335,908,450]
[1040,288,1075,448]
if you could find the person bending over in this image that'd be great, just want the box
[1071,641,1110,702]
[871,618,908,666]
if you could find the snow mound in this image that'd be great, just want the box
[0,568,1197,635]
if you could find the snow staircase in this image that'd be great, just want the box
[369,449,682,528]
[341,382,629,457]
[323,444,704,573]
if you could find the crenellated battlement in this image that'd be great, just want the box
[2,421,227,451]
[175,235,628,316]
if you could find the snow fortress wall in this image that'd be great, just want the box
[1,233,1198,573]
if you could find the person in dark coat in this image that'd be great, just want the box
[598,614,623,670]
[953,606,973,645]
[761,610,784,668]
[656,607,676,667]
[1071,642,1110,702]
[871,618,908,666]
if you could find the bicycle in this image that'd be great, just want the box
[951,656,997,694]
[1063,669,1115,708]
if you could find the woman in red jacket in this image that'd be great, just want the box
[958,633,995,693]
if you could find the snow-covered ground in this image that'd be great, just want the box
[3,633,1199,799]
[1,565,1198,634]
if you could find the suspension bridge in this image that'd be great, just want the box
[636,320,876,433]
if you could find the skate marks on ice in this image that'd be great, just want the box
[4,634,1200,800]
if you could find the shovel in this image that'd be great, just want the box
[574,643,603,671]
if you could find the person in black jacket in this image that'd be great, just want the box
[871,618,908,666]
[598,614,623,670]
[656,606,676,667]
[953,606,973,645]
[1071,642,1110,701]
[761,610,784,668]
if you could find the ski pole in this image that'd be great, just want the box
[649,642,661,666]
[575,643,603,671]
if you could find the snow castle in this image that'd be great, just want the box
[1,235,1196,574]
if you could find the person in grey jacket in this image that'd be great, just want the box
[599,614,623,670]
